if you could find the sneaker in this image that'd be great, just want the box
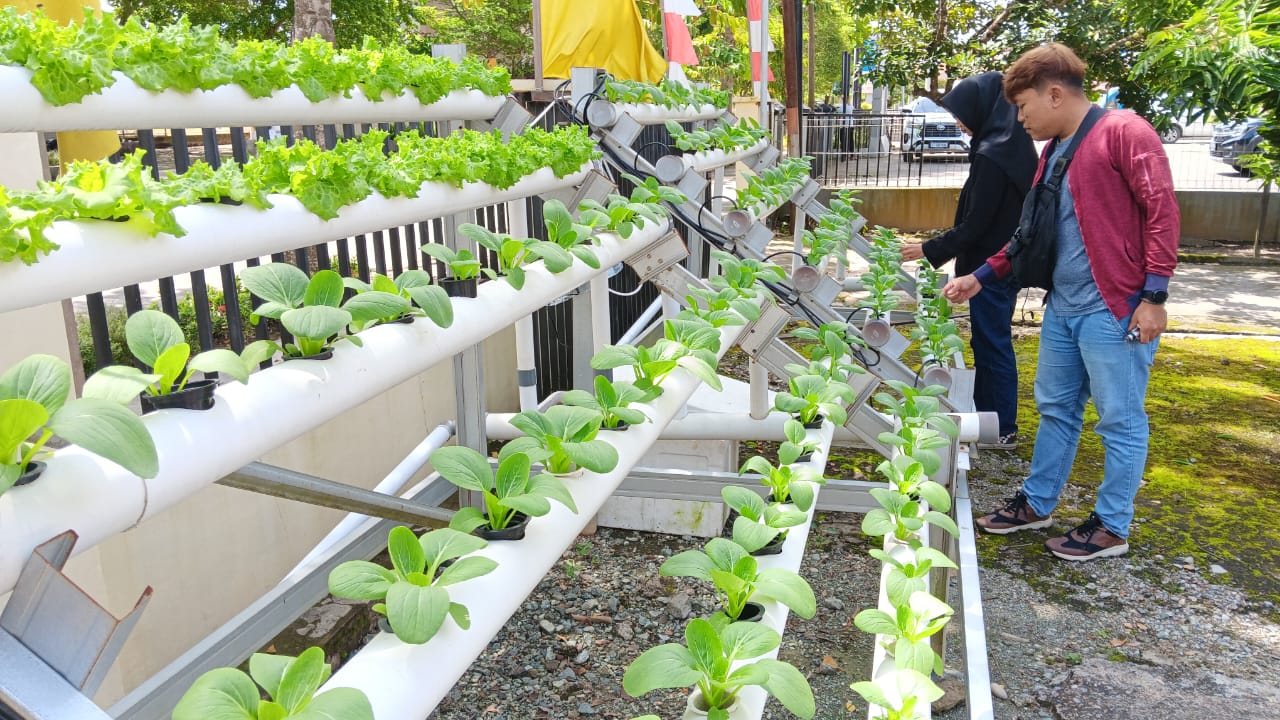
[975,491,1054,535]
[1045,512,1129,561]
[977,432,1019,450]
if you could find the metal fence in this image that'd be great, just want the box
[801,111,971,187]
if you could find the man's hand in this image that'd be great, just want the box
[900,243,925,262]
[942,274,983,303]
[1130,301,1168,343]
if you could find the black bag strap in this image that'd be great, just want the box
[1042,105,1106,191]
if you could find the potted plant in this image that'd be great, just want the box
[456,222,574,289]
[720,485,810,556]
[852,669,946,720]
[780,418,821,463]
[1,354,158,495]
[81,309,277,412]
[172,646,374,720]
[561,374,650,430]
[421,243,483,298]
[327,525,496,643]
[541,198,602,267]
[773,374,855,428]
[342,269,453,329]
[240,263,380,359]
[503,405,620,476]
[860,457,959,544]
[871,544,958,607]
[590,338,723,400]
[623,616,815,720]
[854,590,955,676]
[431,445,578,540]
[660,536,816,624]
[680,287,758,327]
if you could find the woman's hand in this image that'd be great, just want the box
[900,243,926,262]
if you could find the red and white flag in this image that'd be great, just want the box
[747,0,774,82]
[663,0,700,78]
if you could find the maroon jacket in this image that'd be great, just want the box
[973,110,1180,319]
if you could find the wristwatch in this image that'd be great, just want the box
[1140,290,1169,305]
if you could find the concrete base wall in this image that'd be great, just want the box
[828,186,1279,245]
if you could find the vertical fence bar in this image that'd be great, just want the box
[388,227,404,276]
[201,128,221,167]
[86,293,113,372]
[371,231,388,276]
[136,129,160,180]
[220,264,246,354]
[187,271,215,352]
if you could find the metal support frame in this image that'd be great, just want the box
[952,467,996,720]
[110,476,457,720]
[219,462,454,527]
[0,533,149,719]
[618,467,880,514]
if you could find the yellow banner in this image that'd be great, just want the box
[5,0,120,163]
[541,0,665,82]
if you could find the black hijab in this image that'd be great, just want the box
[938,71,1038,193]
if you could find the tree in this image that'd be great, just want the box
[1135,0,1279,181]
[294,0,335,41]
[114,0,419,47]
[411,0,533,76]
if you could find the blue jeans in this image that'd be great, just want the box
[969,276,1020,436]
[1022,305,1159,538]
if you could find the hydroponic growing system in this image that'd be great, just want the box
[0,17,997,720]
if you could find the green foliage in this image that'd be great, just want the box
[411,0,534,77]
[0,6,510,105]
[773,374,856,427]
[503,405,619,476]
[240,263,365,358]
[853,590,954,677]
[604,78,729,109]
[561,375,651,430]
[664,118,768,154]
[736,453,825,514]
[342,270,453,329]
[851,668,946,720]
[660,535,816,622]
[431,445,577,533]
[0,354,158,495]
[859,226,905,317]
[173,647,374,719]
[734,157,813,217]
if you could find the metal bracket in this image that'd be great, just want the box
[743,144,780,172]
[219,462,454,527]
[737,223,774,256]
[648,262,711,301]
[736,302,792,359]
[624,231,690,282]
[480,98,534,138]
[803,274,844,307]
[607,112,644,147]
[789,178,822,208]
[538,170,617,215]
[1,531,150,704]
[674,171,709,202]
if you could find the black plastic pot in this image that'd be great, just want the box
[795,451,814,463]
[605,420,631,432]
[200,197,244,206]
[801,414,825,430]
[375,314,416,327]
[16,461,46,487]
[734,601,766,623]
[377,616,393,634]
[440,277,478,299]
[140,379,218,414]
[474,511,530,541]
[722,509,739,537]
[283,349,334,362]
[749,533,786,557]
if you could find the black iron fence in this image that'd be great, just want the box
[801,111,971,187]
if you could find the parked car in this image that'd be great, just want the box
[899,97,970,162]
[1212,119,1265,175]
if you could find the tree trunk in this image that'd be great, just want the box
[293,0,335,43]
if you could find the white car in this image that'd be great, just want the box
[899,97,970,162]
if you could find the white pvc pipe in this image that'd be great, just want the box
[590,273,611,354]
[686,138,771,175]
[749,359,770,419]
[0,66,506,132]
[613,102,722,125]
[321,308,754,719]
[0,166,589,315]
[514,316,538,411]
[285,421,456,580]
[0,219,670,595]
[616,298,663,346]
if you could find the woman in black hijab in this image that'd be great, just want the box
[901,71,1037,447]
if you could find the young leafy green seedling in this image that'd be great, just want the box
[623,616,815,720]
[590,338,722,399]
[81,309,277,404]
[721,485,810,552]
[455,222,573,289]
[851,668,946,720]
[1,354,158,496]
[861,456,959,544]
[854,590,955,676]
[172,646,374,720]
[661,535,815,622]
[503,405,619,475]
[780,418,821,461]
[562,374,650,430]
[773,374,855,426]
[327,525,496,644]
[342,269,453,329]
[870,544,958,608]
[738,447,825,512]
[541,198,603,267]
[421,242,483,281]
[578,194,664,240]
[431,445,578,532]
[240,263,377,358]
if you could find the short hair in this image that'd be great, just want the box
[1003,43,1087,102]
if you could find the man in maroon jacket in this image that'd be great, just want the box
[942,43,1179,561]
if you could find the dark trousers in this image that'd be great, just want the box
[969,276,1020,436]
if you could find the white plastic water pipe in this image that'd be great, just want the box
[590,273,611,354]
[611,102,723,126]
[749,359,770,420]
[616,298,663,346]
[0,219,670,596]
[0,66,505,132]
[320,309,755,719]
[0,166,589,315]
[686,138,772,175]
[284,421,456,581]
[514,316,539,411]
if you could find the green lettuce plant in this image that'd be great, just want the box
[861,456,959,543]
[623,616,815,720]
[240,263,385,358]
[81,309,276,403]
[852,668,946,720]
[562,374,650,430]
[661,536,816,622]
[455,222,573,289]
[420,243,482,282]
[854,590,955,676]
[172,647,373,720]
[721,485,810,553]
[736,452,825,513]
[503,405,619,475]
[590,338,723,399]
[431,445,578,533]
[1,354,158,495]
[327,525,496,644]
[871,544,958,608]
[342,270,453,329]
[773,374,855,426]
[541,199,602,268]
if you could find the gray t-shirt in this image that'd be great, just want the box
[1047,137,1107,316]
